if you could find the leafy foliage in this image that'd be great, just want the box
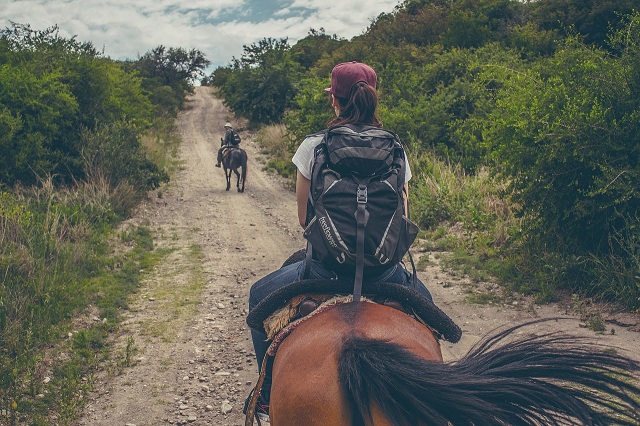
[126,45,209,116]
[212,1,640,307]
[529,0,637,48]
[0,23,205,190]
[486,34,640,256]
[217,38,304,124]
[290,28,347,70]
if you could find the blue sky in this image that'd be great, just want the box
[1,0,402,71]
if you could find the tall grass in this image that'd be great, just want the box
[0,177,146,424]
[0,121,179,424]
[584,219,640,310]
[408,151,640,309]
[409,151,571,299]
[409,151,518,253]
[254,124,297,180]
[141,121,181,178]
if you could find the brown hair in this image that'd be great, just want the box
[328,82,382,128]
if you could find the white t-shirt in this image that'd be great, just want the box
[292,133,413,182]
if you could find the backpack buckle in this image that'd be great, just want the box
[357,186,367,204]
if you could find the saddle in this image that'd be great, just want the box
[222,145,240,155]
[244,279,462,426]
[247,278,462,343]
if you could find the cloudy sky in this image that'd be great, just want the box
[1,0,401,71]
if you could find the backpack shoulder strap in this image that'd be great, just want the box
[301,129,330,279]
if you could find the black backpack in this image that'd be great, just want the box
[232,131,241,145]
[303,124,419,300]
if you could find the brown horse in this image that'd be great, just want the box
[248,302,640,425]
[221,147,247,192]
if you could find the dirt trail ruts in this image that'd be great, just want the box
[77,87,640,426]
[78,87,303,426]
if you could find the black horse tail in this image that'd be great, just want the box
[241,150,247,184]
[338,319,640,426]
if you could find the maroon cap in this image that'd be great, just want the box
[324,61,377,99]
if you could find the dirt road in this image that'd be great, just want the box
[78,87,640,426]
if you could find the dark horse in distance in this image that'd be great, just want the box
[221,147,247,192]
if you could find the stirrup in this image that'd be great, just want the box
[243,388,270,425]
[256,411,270,424]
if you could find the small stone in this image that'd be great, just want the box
[221,400,233,414]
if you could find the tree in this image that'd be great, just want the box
[529,0,637,48]
[486,34,639,255]
[0,22,155,186]
[129,46,210,116]
[217,38,304,124]
[291,29,345,70]
[236,37,290,69]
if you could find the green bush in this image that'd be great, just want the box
[486,32,640,256]
[0,23,155,187]
[218,38,304,125]
[82,121,169,193]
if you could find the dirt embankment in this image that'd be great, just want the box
[77,87,640,426]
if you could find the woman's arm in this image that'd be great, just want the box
[296,170,311,228]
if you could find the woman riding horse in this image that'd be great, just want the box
[247,62,432,422]
[245,61,640,425]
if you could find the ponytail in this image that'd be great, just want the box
[328,82,382,127]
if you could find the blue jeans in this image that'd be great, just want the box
[248,259,432,387]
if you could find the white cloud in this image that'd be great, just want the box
[1,0,400,69]
[273,7,292,17]
[288,0,400,37]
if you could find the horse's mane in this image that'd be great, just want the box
[339,318,640,426]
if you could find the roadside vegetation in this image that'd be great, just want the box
[209,0,640,310]
[0,23,208,424]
